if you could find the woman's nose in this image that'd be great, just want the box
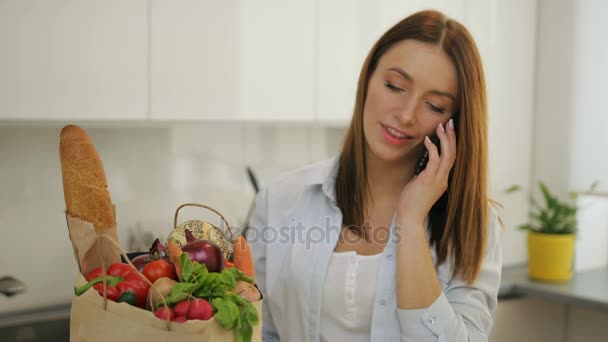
[396,99,418,124]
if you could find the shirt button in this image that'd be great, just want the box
[427,316,437,325]
[378,299,386,306]
[345,312,355,321]
[350,255,356,264]
[330,199,336,206]
[386,254,393,260]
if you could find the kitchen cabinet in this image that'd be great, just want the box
[0,0,509,125]
[150,0,316,122]
[316,0,465,125]
[0,0,148,120]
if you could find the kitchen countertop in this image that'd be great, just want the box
[498,264,608,311]
[0,303,71,328]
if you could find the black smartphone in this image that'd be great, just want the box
[414,134,440,175]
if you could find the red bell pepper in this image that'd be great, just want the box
[76,263,150,308]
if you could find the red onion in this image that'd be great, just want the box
[130,254,150,272]
[181,239,224,273]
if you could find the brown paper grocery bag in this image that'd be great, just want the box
[70,272,262,341]
[65,212,121,275]
[67,219,262,341]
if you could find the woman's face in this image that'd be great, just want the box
[363,39,459,164]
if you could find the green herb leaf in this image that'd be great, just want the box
[171,282,197,296]
[237,311,253,342]
[159,291,188,309]
[193,261,209,279]
[211,294,259,342]
[180,253,195,283]
[158,282,198,308]
[194,272,229,299]
[212,296,240,329]
[221,267,246,289]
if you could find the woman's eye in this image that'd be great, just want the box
[426,102,445,114]
[384,81,404,93]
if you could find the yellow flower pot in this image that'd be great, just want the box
[527,231,575,282]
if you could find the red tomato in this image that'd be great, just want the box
[142,259,176,283]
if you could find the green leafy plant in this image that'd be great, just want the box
[506,181,599,235]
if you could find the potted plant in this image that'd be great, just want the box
[507,181,598,282]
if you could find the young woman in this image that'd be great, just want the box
[249,9,501,342]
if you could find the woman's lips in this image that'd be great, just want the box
[380,123,414,146]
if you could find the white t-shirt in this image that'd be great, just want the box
[320,251,382,342]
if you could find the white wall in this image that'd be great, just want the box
[485,0,537,266]
[568,0,608,193]
[533,0,576,197]
[534,0,608,195]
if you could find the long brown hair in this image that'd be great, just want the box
[335,10,488,284]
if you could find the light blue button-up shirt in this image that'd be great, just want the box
[248,156,502,341]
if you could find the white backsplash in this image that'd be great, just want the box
[0,124,344,313]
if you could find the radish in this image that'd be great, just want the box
[186,298,213,320]
[172,316,187,323]
[173,300,191,317]
[154,307,175,321]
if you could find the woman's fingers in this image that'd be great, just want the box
[436,119,456,179]
[448,119,457,154]
[423,134,441,176]
[420,119,457,187]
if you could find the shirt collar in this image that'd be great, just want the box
[311,155,340,203]
[314,156,431,234]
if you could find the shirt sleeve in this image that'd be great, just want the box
[248,189,281,342]
[397,208,503,342]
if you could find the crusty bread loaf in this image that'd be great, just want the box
[60,125,115,233]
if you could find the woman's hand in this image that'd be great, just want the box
[397,118,457,226]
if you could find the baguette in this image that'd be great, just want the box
[60,125,115,232]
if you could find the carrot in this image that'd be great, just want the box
[233,235,255,281]
[167,240,184,281]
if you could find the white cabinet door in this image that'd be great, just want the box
[237,0,315,122]
[316,0,367,126]
[150,1,240,121]
[317,0,465,126]
[0,0,148,120]
[150,0,316,122]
